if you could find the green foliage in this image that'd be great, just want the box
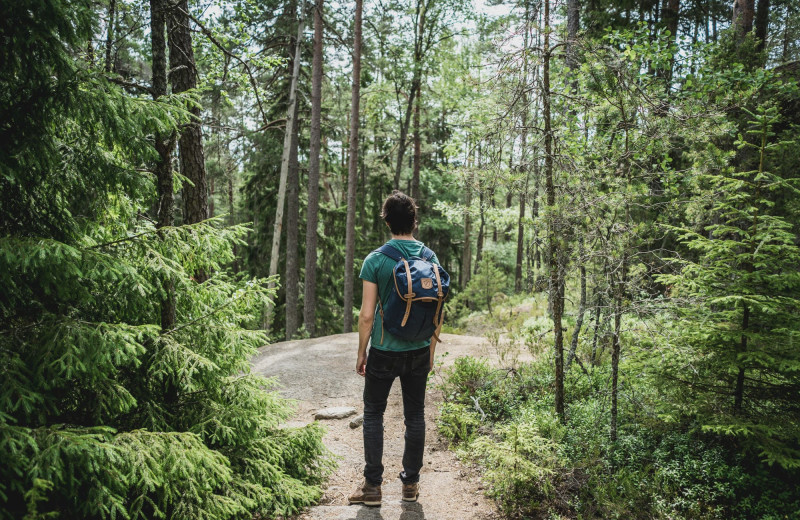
[655,102,800,469]
[0,3,331,519]
[439,356,800,519]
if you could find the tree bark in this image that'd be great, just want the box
[304,0,324,337]
[461,166,473,288]
[412,83,422,203]
[266,1,306,329]
[343,0,362,333]
[151,0,175,332]
[285,100,301,340]
[543,0,565,422]
[105,0,116,73]
[394,0,427,189]
[566,237,587,369]
[734,304,749,413]
[168,0,208,233]
[515,0,531,294]
[610,275,622,441]
[754,0,769,55]
[733,0,755,41]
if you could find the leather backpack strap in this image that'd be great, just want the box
[432,264,444,343]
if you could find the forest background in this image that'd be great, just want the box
[1,0,800,518]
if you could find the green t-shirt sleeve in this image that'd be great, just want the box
[431,252,440,265]
[359,251,380,284]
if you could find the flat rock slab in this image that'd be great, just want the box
[315,406,357,420]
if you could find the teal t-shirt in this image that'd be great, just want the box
[359,239,440,352]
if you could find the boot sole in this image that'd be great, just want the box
[349,500,382,507]
[402,496,419,502]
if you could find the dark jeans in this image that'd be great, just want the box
[363,346,430,486]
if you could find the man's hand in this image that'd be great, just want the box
[356,352,367,377]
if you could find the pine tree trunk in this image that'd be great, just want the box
[543,0,565,422]
[754,0,769,55]
[734,304,749,413]
[304,0,324,337]
[610,278,622,441]
[266,1,306,329]
[394,0,427,189]
[733,0,755,41]
[566,237,587,369]
[342,0,362,333]
[168,0,208,232]
[515,1,531,293]
[476,188,485,268]
[105,0,116,73]
[150,0,175,332]
[412,83,422,204]
[461,164,473,288]
[285,100,301,340]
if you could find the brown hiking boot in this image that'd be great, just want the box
[348,480,382,506]
[402,481,419,502]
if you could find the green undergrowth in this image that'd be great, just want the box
[437,355,800,519]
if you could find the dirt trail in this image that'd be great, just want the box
[251,333,502,520]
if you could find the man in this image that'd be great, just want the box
[348,191,443,506]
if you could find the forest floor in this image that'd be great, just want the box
[251,332,519,520]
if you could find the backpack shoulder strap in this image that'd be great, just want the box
[421,246,435,261]
[375,244,403,262]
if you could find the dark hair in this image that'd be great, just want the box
[381,191,417,235]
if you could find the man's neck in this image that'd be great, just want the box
[391,234,416,241]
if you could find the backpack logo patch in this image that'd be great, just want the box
[421,278,433,289]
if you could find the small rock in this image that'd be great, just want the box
[349,414,364,429]
[314,406,357,420]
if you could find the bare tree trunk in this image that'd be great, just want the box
[566,237,587,368]
[733,0,755,41]
[590,292,602,364]
[543,0,565,422]
[476,189,485,268]
[394,0,427,189]
[304,0,324,337]
[105,0,116,73]
[169,0,208,232]
[343,0,362,333]
[151,0,175,332]
[285,100,301,340]
[515,2,531,293]
[412,83,422,203]
[266,2,306,329]
[754,0,769,55]
[610,275,623,441]
[461,167,473,288]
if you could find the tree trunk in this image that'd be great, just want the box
[566,237,587,369]
[343,0,362,333]
[168,0,208,232]
[734,304,749,413]
[733,0,755,41]
[265,1,306,329]
[394,0,427,189]
[754,0,769,55]
[660,0,680,83]
[515,0,531,293]
[304,0,324,337]
[610,276,622,441]
[476,188,485,268]
[412,83,422,203]
[543,0,565,422]
[285,100,301,340]
[461,169,473,288]
[105,0,116,73]
[590,292,602,364]
[150,0,175,332]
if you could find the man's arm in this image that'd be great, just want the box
[357,280,378,376]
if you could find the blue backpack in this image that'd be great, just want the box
[374,244,451,344]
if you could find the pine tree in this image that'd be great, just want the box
[0,2,330,518]
[658,104,800,469]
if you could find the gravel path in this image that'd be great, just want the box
[251,332,502,520]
